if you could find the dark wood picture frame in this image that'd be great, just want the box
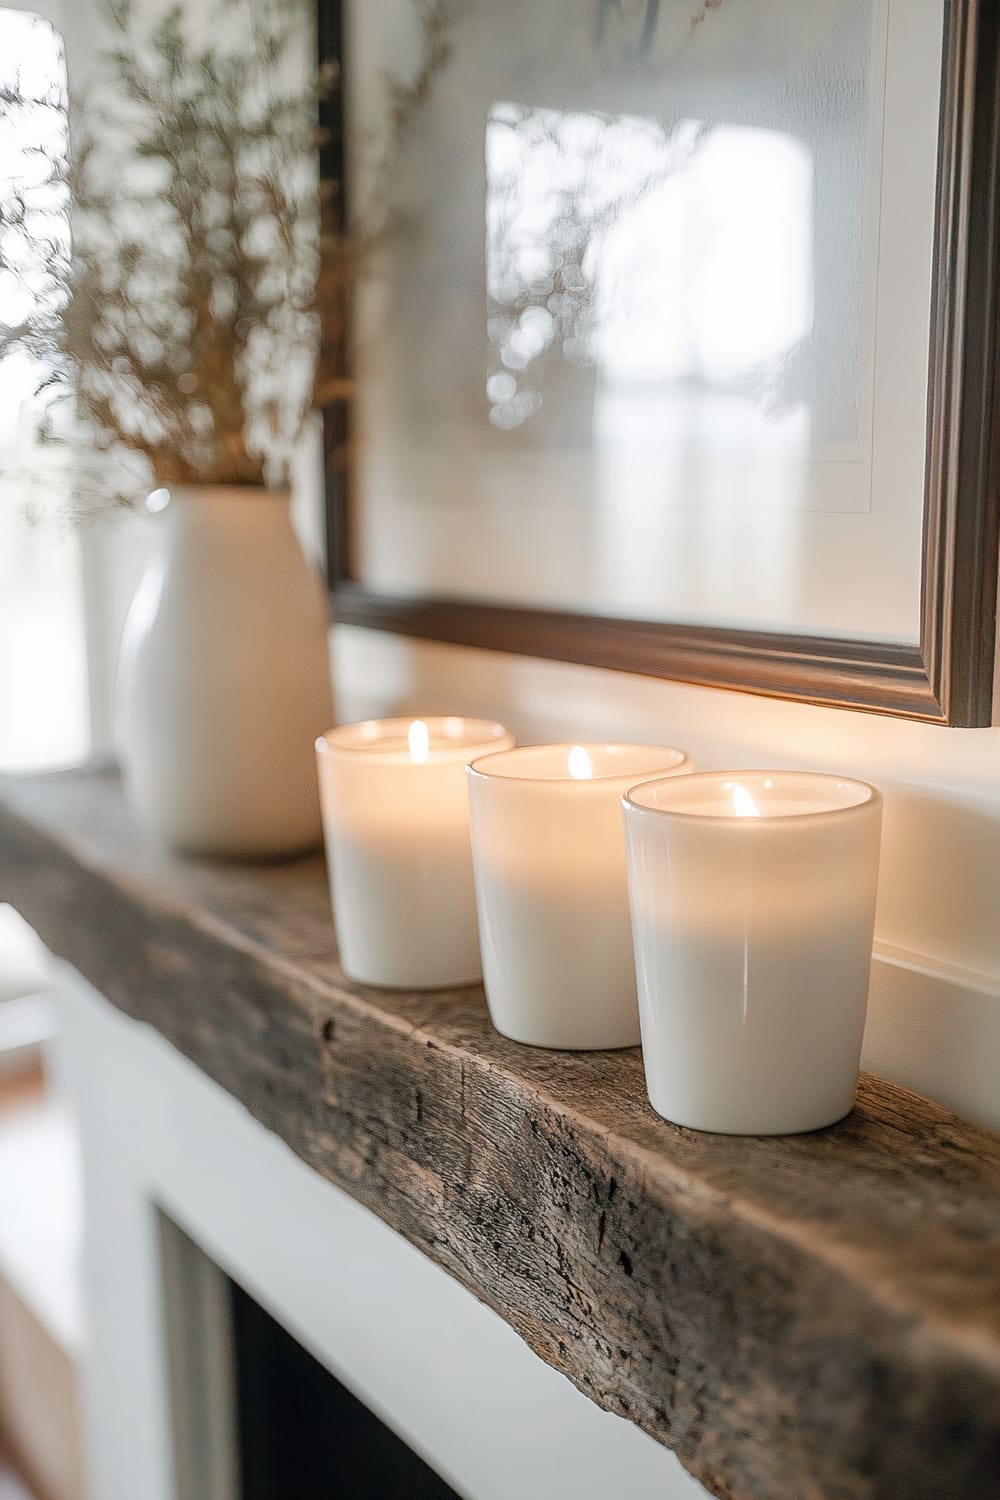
[320,0,1000,726]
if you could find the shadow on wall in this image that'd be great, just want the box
[877,789,1000,977]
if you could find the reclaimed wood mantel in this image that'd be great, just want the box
[1,769,999,1500]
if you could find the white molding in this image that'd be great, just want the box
[866,945,1000,1129]
[54,965,707,1500]
[873,939,1000,1000]
[159,1218,239,1500]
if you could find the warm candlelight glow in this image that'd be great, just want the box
[408,719,430,764]
[317,717,513,988]
[567,745,593,780]
[622,769,883,1134]
[729,782,762,818]
[468,740,690,1049]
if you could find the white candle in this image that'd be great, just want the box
[467,743,691,1049]
[622,771,883,1134]
[316,717,514,988]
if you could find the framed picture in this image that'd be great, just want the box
[319,0,1000,725]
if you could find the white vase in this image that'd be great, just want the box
[116,484,334,857]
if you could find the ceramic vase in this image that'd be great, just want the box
[117,485,333,857]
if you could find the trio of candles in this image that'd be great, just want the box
[315,717,883,1137]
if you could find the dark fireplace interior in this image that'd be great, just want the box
[231,1280,461,1500]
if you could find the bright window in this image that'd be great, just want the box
[0,9,88,770]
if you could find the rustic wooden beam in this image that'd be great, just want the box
[1,769,999,1500]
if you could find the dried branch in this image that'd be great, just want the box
[0,0,451,513]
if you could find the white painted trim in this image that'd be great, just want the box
[873,939,1000,1000]
[865,947,1000,1129]
[159,1218,239,1500]
[53,965,707,1500]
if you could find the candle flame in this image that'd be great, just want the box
[408,719,430,764]
[731,783,762,818]
[567,745,593,780]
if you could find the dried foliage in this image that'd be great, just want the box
[594,0,727,54]
[0,0,450,509]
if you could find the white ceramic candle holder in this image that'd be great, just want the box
[316,717,514,988]
[622,770,883,1135]
[467,743,692,1050]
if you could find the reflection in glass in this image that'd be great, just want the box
[349,0,932,643]
[486,103,814,516]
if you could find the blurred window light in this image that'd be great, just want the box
[485,100,813,425]
[0,10,88,771]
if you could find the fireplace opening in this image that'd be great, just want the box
[160,1217,461,1500]
[230,1278,461,1500]
[230,1280,461,1500]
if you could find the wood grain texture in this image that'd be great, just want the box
[2,769,999,1500]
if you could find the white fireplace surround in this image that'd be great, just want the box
[53,962,707,1500]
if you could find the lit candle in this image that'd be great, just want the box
[622,771,883,1134]
[467,743,691,1049]
[316,717,514,988]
